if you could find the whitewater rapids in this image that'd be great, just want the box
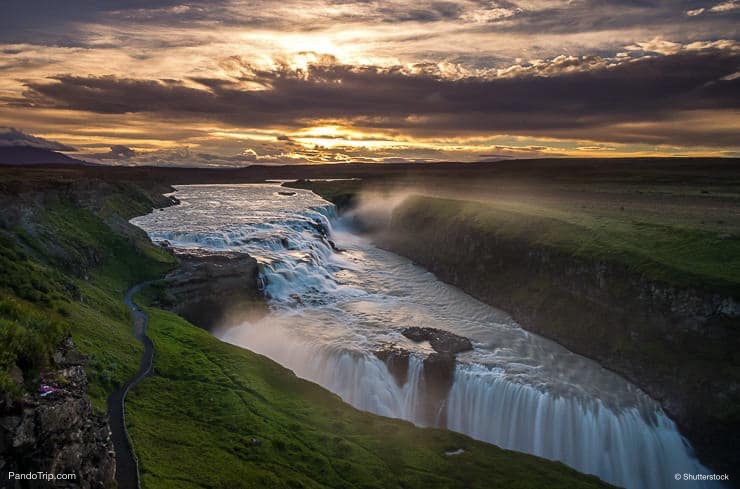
[132,184,720,489]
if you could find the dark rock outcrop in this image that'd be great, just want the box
[402,327,473,355]
[161,249,265,330]
[0,339,115,488]
[419,352,456,427]
[375,346,458,427]
[374,348,410,387]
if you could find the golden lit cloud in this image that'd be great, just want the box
[1,0,738,164]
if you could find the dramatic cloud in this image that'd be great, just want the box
[0,0,738,163]
[0,127,76,151]
[14,47,739,147]
[86,144,138,160]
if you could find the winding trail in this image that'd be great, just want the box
[107,282,154,489]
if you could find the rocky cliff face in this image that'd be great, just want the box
[371,203,740,480]
[0,339,115,488]
[158,249,265,331]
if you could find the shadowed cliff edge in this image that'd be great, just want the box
[155,249,267,331]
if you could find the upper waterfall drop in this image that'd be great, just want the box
[131,183,721,489]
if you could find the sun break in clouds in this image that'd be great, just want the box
[1,0,739,165]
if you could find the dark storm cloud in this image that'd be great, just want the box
[378,2,464,23]
[0,127,75,151]
[0,0,226,44]
[4,0,737,46]
[458,1,738,43]
[14,49,740,146]
[109,144,136,158]
[83,144,137,161]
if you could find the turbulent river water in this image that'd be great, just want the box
[132,184,719,489]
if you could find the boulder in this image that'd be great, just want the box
[402,327,473,355]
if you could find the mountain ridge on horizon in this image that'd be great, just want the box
[0,146,91,166]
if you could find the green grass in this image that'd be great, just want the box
[397,195,740,294]
[0,183,176,409]
[127,306,611,489]
[289,180,363,212]
[0,294,67,396]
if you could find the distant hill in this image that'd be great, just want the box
[0,146,90,165]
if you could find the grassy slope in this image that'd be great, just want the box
[0,183,175,406]
[397,195,740,295]
[0,180,613,489]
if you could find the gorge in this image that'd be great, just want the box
[131,183,720,489]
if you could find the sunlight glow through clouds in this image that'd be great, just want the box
[0,0,738,164]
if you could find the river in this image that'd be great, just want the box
[131,183,719,489]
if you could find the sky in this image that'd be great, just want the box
[0,0,738,165]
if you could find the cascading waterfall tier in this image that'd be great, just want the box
[132,184,721,489]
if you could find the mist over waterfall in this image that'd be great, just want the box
[132,184,720,489]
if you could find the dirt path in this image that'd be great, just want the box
[107,282,154,489]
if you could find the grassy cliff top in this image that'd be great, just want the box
[397,195,740,295]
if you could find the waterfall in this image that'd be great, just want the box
[446,364,714,489]
[221,315,718,489]
[222,321,428,421]
[132,184,722,489]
